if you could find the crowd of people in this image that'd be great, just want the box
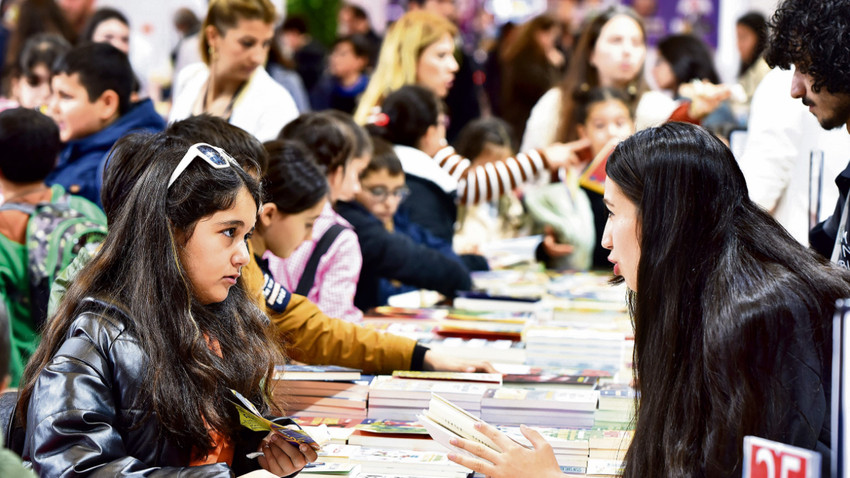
[0,0,849,476]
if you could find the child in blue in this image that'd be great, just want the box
[336,136,471,311]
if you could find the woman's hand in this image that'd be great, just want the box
[256,433,318,477]
[679,80,732,119]
[544,138,592,172]
[447,422,564,478]
[422,350,497,373]
[542,225,574,258]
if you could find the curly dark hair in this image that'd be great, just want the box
[765,0,850,94]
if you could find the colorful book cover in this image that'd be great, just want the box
[274,365,362,381]
[391,370,503,384]
[502,373,599,387]
[228,389,322,450]
[355,418,429,435]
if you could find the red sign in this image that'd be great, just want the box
[743,436,821,478]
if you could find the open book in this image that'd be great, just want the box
[416,393,527,463]
[228,389,327,450]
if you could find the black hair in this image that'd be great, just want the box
[573,86,633,126]
[453,117,515,160]
[53,42,134,116]
[82,7,130,42]
[737,11,767,76]
[367,85,442,148]
[281,15,309,34]
[765,0,850,95]
[607,122,850,476]
[20,131,280,455]
[332,34,372,60]
[656,34,720,89]
[278,112,355,175]
[362,135,403,178]
[101,115,265,222]
[15,33,70,82]
[0,108,60,183]
[325,109,373,159]
[341,3,368,21]
[262,139,329,214]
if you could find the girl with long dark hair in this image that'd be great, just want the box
[18,132,317,476]
[446,123,850,477]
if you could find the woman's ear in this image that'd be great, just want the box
[258,202,278,228]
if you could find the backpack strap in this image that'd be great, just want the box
[0,202,36,215]
[294,224,347,296]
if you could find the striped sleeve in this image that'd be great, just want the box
[432,146,550,205]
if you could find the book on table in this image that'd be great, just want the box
[274,364,362,381]
[416,392,509,463]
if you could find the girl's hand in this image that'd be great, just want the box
[256,433,318,476]
[544,138,592,172]
[447,422,564,478]
[542,225,574,258]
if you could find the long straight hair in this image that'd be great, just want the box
[555,7,647,143]
[608,122,850,476]
[19,133,284,455]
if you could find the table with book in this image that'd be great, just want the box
[250,269,637,478]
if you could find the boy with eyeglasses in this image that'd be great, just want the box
[336,135,471,311]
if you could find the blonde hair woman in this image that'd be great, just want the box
[169,0,298,141]
[353,10,458,124]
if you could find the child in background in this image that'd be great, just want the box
[452,118,530,255]
[5,33,70,111]
[0,108,105,386]
[337,136,471,311]
[265,112,369,322]
[0,301,36,477]
[525,87,635,270]
[310,34,371,114]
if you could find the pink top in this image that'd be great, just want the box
[264,202,363,322]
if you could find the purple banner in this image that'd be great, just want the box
[627,0,720,48]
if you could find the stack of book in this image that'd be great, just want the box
[316,443,468,478]
[480,388,598,428]
[586,429,634,476]
[523,325,627,375]
[594,382,637,429]
[501,426,593,474]
[367,375,492,421]
[271,365,369,420]
[347,419,444,452]
[502,370,601,391]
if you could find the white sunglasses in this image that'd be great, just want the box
[168,142,240,188]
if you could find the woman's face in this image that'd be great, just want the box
[179,187,256,305]
[601,177,640,291]
[577,99,634,157]
[591,15,646,88]
[263,198,327,259]
[14,62,51,109]
[329,155,370,203]
[92,18,130,54]
[416,33,459,98]
[736,23,758,64]
[208,18,274,82]
[356,168,408,225]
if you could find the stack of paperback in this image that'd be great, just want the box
[594,382,637,429]
[316,444,468,478]
[587,429,634,476]
[272,365,369,420]
[480,388,598,428]
[523,325,627,375]
[500,426,593,473]
[367,375,492,421]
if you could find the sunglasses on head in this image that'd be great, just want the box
[168,143,240,189]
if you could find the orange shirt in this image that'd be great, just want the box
[189,336,236,467]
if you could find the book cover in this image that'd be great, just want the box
[355,419,429,435]
[502,373,599,387]
[481,388,599,411]
[391,370,503,384]
[228,389,323,450]
[274,365,362,381]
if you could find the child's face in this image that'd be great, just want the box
[262,198,326,259]
[577,99,634,156]
[329,41,366,78]
[48,72,114,142]
[356,168,408,224]
[178,187,256,305]
[14,62,51,109]
[329,155,370,203]
[92,18,130,54]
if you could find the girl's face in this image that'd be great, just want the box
[263,198,327,259]
[179,187,256,305]
[652,57,676,90]
[416,33,459,98]
[576,99,635,157]
[329,41,367,78]
[601,177,640,291]
[591,15,646,88]
[13,62,51,109]
[736,23,758,64]
[92,18,130,54]
[207,18,274,82]
[356,168,408,225]
[329,155,370,202]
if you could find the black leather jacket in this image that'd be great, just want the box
[22,298,267,477]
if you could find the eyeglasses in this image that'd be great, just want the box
[168,142,240,189]
[366,185,410,202]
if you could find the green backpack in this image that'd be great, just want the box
[0,185,106,384]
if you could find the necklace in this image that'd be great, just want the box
[202,76,246,121]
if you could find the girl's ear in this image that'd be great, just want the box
[258,202,278,228]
